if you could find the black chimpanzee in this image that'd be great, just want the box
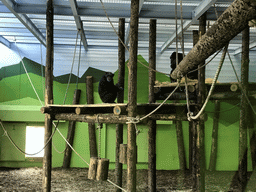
[98,72,123,103]
[170,52,198,82]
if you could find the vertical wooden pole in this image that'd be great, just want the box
[148,19,156,192]
[190,30,199,173]
[43,0,53,191]
[115,17,125,192]
[127,0,139,191]
[62,89,81,168]
[194,13,206,192]
[86,76,98,158]
[238,24,249,192]
[209,100,220,171]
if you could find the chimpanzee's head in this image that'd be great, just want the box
[105,72,114,82]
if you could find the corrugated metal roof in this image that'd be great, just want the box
[0,0,255,82]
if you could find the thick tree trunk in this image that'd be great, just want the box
[171,0,256,80]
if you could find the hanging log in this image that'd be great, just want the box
[88,157,98,180]
[209,100,220,171]
[148,18,157,192]
[86,76,98,158]
[96,158,110,181]
[115,17,125,192]
[63,89,81,168]
[127,0,139,191]
[171,0,256,80]
[43,0,54,191]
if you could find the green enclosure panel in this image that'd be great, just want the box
[0,122,26,161]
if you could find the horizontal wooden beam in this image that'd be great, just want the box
[41,103,197,116]
[54,113,193,124]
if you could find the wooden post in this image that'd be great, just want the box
[148,19,157,192]
[43,0,53,191]
[209,100,220,171]
[115,17,125,192]
[62,89,81,168]
[193,13,206,192]
[86,76,98,158]
[238,24,249,192]
[127,0,139,191]
[171,0,256,80]
[189,30,199,173]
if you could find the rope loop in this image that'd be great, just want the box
[95,114,103,129]
[126,116,140,135]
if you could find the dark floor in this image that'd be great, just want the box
[0,167,255,191]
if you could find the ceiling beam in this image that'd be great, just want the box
[233,41,256,55]
[125,0,144,46]
[160,0,217,54]
[1,0,46,46]
[68,0,88,51]
[0,35,11,48]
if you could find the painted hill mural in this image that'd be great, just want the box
[0,57,106,83]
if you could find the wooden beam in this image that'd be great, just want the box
[43,0,54,191]
[171,0,256,80]
[62,89,81,168]
[148,18,157,192]
[209,100,220,171]
[115,17,125,192]
[127,1,139,190]
[193,13,206,192]
[54,113,191,123]
[86,76,98,158]
[238,25,250,192]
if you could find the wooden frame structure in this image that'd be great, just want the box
[42,0,256,191]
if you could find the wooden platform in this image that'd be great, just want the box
[155,82,256,100]
[41,103,199,123]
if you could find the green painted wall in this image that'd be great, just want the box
[0,56,255,171]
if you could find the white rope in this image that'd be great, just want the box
[227,52,256,116]
[55,127,90,166]
[140,82,181,121]
[15,41,44,106]
[187,44,229,120]
[63,30,80,104]
[107,179,128,192]
[99,0,169,77]
[0,120,55,156]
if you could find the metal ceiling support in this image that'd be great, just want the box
[1,0,46,46]
[233,40,256,55]
[69,0,88,51]
[0,35,11,48]
[125,0,144,46]
[160,0,217,53]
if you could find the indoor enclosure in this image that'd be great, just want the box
[0,0,256,191]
